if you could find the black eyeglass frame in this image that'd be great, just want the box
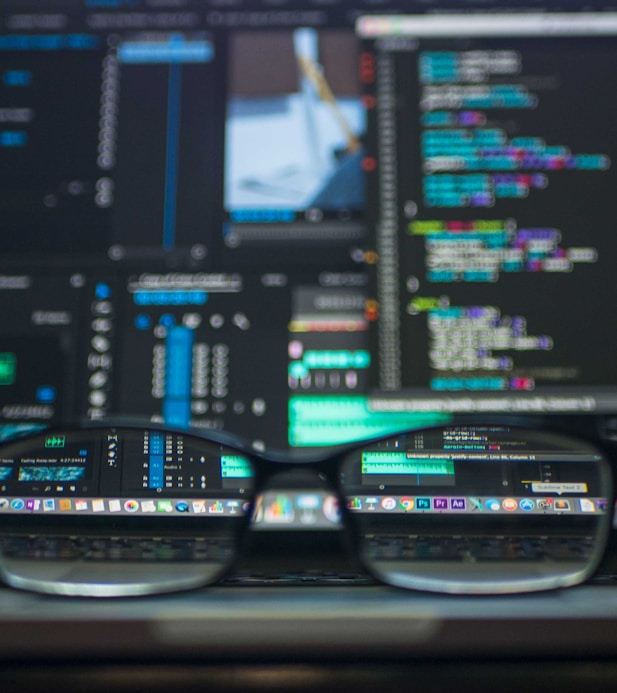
[0,413,613,597]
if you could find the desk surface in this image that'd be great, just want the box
[1,584,617,662]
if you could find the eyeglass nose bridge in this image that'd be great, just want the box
[249,465,343,529]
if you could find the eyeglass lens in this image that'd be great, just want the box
[339,426,612,594]
[0,424,611,596]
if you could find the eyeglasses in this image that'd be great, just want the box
[0,420,612,597]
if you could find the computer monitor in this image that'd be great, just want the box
[1,0,616,472]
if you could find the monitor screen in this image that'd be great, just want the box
[358,10,617,418]
[1,0,616,470]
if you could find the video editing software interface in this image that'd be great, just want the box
[1,1,617,529]
[0,424,605,524]
[0,426,255,520]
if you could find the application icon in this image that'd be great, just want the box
[0,498,9,510]
[554,499,571,512]
[251,497,264,522]
[124,499,139,513]
[468,497,483,511]
[536,498,553,511]
[43,498,55,512]
[399,497,414,511]
[519,498,535,512]
[45,435,65,449]
[58,498,72,511]
[502,498,518,512]
[26,499,37,511]
[433,498,448,510]
[263,495,293,522]
[485,498,501,511]
[91,499,105,513]
[296,494,319,525]
[365,497,379,510]
[208,500,224,514]
[322,495,340,524]
[298,507,318,525]
[226,500,241,514]
[416,497,431,511]
[108,499,121,513]
[192,500,206,514]
[175,501,189,513]
[348,497,362,510]
[579,498,596,513]
[141,500,156,513]
[157,500,174,513]
[75,499,88,511]
[450,498,466,510]
[296,494,320,510]
[10,498,25,511]
[381,497,397,511]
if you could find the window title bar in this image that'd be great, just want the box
[357,13,617,38]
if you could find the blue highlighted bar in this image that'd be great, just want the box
[118,38,213,64]
[0,131,27,147]
[230,209,295,223]
[148,432,165,489]
[0,35,99,51]
[163,327,194,428]
[133,291,207,306]
[163,62,182,250]
[3,70,32,86]
[431,377,507,391]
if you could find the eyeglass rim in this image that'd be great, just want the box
[0,416,613,597]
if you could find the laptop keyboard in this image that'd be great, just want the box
[362,534,595,562]
[0,533,611,587]
[0,534,234,562]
